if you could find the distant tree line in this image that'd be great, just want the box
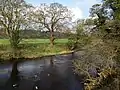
[0,29,71,39]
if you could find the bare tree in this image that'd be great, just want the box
[32,3,72,46]
[0,0,31,57]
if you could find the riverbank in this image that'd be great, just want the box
[0,50,83,90]
[0,39,73,62]
[0,50,74,64]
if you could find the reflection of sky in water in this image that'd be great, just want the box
[17,59,53,79]
[0,64,12,86]
[0,54,84,90]
[0,64,12,78]
[17,55,72,80]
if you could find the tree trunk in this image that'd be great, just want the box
[50,31,55,46]
[10,38,19,58]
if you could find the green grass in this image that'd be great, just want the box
[0,39,10,44]
[0,39,68,44]
[0,39,71,61]
[20,43,70,58]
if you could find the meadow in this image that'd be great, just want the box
[0,39,71,60]
[0,39,68,44]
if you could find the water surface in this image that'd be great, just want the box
[0,53,84,90]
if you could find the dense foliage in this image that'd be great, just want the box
[73,0,120,90]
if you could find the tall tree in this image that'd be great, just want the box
[103,0,120,20]
[90,4,107,28]
[0,0,30,57]
[32,3,72,46]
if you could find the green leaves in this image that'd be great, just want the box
[0,0,30,57]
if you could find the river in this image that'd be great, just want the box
[0,53,84,90]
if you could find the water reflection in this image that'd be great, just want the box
[0,53,84,90]
[5,61,20,90]
[50,56,54,66]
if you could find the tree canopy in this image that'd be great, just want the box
[31,3,72,46]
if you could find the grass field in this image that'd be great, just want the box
[0,39,68,45]
[0,39,71,61]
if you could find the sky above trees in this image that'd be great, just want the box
[25,0,101,20]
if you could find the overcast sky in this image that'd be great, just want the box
[25,0,101,20]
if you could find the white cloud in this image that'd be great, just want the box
[73,0,101,18]
[70,7,83,21]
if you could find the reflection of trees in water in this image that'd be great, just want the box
[43,56,54,67]
[50,56,54,66]
[33,56,57,90]
[71,52,75,59]
[10,61,19,82]
[3,54,83,90]
[5,61,20,90]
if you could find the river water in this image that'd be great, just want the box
[0,53,84,90]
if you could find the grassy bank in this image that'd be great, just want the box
[0,39,68,44]
[0,39,71,61]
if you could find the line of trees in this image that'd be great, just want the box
[0,0,73,57]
